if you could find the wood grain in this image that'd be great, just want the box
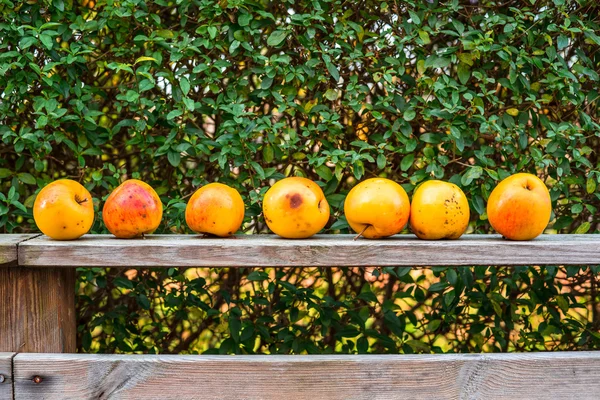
[18,234,600,267]
[12,352,600,400]
[0,353,14,400]
[0,267,76,353]
[0,234,38,266]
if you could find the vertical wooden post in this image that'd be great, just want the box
[0,352,14,399]
[0,267,76,353]
[0,235,76,353]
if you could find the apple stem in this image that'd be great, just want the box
[75,196,88,205]
[353,225,370,241]
[141,233,146,239]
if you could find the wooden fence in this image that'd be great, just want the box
[1,234,600,399]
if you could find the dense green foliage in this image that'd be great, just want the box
[1,0,600,354]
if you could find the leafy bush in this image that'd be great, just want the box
[1,0,600,353]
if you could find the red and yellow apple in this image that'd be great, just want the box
[186,183,245,237]
[262,177,330,238]
[102,179,163,238]
[33,179,95,240]
[487,173,551,240]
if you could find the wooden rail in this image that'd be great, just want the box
[16,233,600,267]
[2,233,600,399]
[9,352,600,399]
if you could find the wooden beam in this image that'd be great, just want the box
[0,267,76,353]
[18,233,600,267]
[12,352,600,399]
[0,234,38,266]
[0,353,14,400]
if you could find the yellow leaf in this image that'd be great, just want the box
[506,108,519,117]
[135,56,157,64]
[417,59,426,75]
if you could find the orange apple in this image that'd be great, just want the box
[262,177,330,238]
[487,173,551,240]
[410,180,470,240]
[344,178,410,239]
[102,179,163,238]
[33,179,94,240]
[186,183,245,237]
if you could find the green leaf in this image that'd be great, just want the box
[229,40,241,54]
[377,153,386,169]
[138,79,155,92]
[0,169,12,179]
[557,35,569,50]
[553,216,573,231]
[326,62,340,82]
[315,165,333,181]
[168,151,181,167]
[39,34,53,50]
[180,77,190,95]
[324,89,338,100]
[19,36,37,49]
[261,77,273,89]
[353,160,364,180]
[403,109,416,121]
[267,30,288,46]
[125,90,139,102]
[208,26,218,39]
[400,154,414,171]
[427,319,442,331]
[461,166,483,186]
[167,109,183,120]
[247,271,269,281]
[137,294,151,310]
[238,13,252,27]
[262,144,274,163]
[17,173,36,185]
[457,63,470,85]
[113,277,134,289]
[556,296,569,314]
[183,97,195,111]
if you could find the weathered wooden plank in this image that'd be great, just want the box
[0,353,14,400]
[17,234,600,267]
[12,352,600,400]
[0,234,38,266]
[0,267,76,353]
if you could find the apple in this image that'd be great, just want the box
[186,183,245,237]
[33,179,95,240]
[410,180,470,240]
[487,173,551,240]
[102,179,163,238]
[344,178,410,239]
[262,177,330,238]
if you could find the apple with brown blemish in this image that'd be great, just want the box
[102,179,163,238]
[262,177,330,238]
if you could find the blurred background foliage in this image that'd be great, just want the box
[1,0,600,354]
